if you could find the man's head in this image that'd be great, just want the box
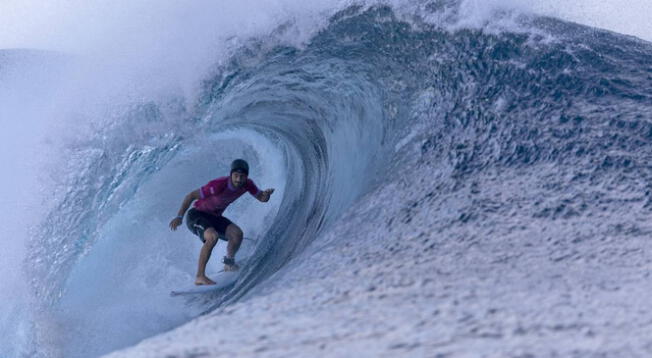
[230,159,249,188]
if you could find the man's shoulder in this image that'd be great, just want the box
[245,178,260,194]
[203,176,228,191]
[208,176,229,185]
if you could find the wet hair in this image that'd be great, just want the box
[230,159,249,175]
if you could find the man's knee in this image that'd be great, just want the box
[226,224,243,241]
[203,228,219,245]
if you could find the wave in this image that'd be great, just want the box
[4,3,652,357]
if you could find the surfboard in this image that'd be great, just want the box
[170,270,239,297]
[170,240,256,297]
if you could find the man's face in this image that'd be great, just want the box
[231,171,247,188]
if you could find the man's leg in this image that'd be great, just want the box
[196,227,219,285]
[224,223,243,271]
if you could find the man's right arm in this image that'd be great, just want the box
[169,189,201,231]
[177,189,201,217]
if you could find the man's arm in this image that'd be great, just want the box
[169,189,201,230]
[255,188,275,203]
[177,189,201,217]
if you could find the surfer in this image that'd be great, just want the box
[169,159,274,285]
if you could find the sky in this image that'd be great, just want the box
[0,0,651,53]
[523,0,652,42]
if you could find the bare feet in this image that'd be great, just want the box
[195,276,216,285]
[224,263,240,272]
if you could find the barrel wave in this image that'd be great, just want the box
[6,3,652,357]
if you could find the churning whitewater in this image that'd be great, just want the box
[2,2,652,357]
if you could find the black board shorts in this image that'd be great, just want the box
[185,208,233,243]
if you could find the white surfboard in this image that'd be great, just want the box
[170,271,239,297]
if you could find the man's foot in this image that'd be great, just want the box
[224,263,240,272]
[195,276,216,285]
[223,256,240,272]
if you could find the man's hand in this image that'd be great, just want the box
[170,190,199,232]
[258,188,275,202]
[169,217,183,231]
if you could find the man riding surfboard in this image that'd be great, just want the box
[169,159,274,285]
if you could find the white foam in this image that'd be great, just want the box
[455,0,652,41]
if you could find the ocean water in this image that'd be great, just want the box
[1,1,651,357]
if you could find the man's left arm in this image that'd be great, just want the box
[247,179,274,203]
[255,188,275,202]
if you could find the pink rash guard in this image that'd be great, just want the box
[193,176,261,216]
